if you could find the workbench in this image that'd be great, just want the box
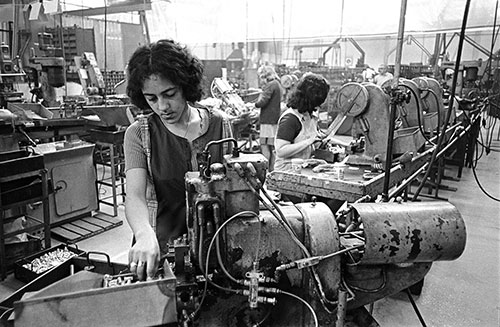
[266,122,467,203]
[266,149,432,202]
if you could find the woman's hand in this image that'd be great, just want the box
[307,134,323,146]
[128,227,160,280]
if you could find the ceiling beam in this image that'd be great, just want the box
[63,3,152,17]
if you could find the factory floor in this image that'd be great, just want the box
[1,127,499,327]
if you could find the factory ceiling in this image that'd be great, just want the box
[61,0,498,43]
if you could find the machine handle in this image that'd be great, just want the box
[85,251,115,274]
[66,241,80,253]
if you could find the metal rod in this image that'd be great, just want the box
[405,288,428,327]
[392,0,407,82]
[412,0,472,200]
[485,0,499,80]
[59,14,67,99]
[432,33,442,78]
[382,0,407,201]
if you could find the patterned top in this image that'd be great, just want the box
[124,106,233,252]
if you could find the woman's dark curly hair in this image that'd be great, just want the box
[286,73,330,114]
[126,39,204,110]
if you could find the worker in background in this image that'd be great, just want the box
[374,64,394,86]
[254,65,282,171]
[124,39,233,280]
[274,73,329,172]
[362,64,376,83]
[355,73,364,83]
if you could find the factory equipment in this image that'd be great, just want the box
[6,142,466,326]
[412,77,446,134]
[0,42,25,108]
[210,77,249,116]
[385,78,425,129]
[27,32,65,107]
[74,52,106,103]
[179,143,466,326]
[210,77,260,152]
[323,82,427,167]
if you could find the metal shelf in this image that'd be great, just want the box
[0,165,51,280]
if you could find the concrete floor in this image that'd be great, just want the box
[1,124,499,327]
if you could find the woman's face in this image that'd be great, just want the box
[142,74,187,124]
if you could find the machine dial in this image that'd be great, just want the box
[335,82,369,117]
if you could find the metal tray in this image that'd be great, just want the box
[14,243,84,283]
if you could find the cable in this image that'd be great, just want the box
[471,159,499,201]
[242,177,301,246]
[405,288,428,327]
[253,306,272,327]
[472,135,500,202]
[280,291,318,327]
[426,88,442,136]
[215,228,241,285]
[412,0,472,201]
[213,201,263,285]
[0,308,13,321]
[398,83,436,146]
[190,211,260,320]
[244,172,341,313]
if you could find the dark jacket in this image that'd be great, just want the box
[255,79,282,124]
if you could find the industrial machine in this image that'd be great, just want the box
[6,141,467,326]
[210,77,249,116]
[210,77,260,152]
[322,81,428,167]
[178,141,465,326]
[412,77,446,135]
[74,52,106,104]
[27,32,65,107]
[0,42,25,108]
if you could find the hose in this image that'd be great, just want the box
[280,291,318,327]
[398,83,436,146]
[190,211,260,320]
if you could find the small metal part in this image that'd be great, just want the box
[23,247,78,275]
[245,262,264,309]
[102,273,138,288]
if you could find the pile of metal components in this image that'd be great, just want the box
[168,139,468,326]
[21,247,78,275]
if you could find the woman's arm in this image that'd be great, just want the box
[275,135,318,159]
[125,167,160,280]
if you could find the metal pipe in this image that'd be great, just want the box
[409,35,432,58]
[392,0,407,83]
[352,201,467,265]
[335,289,348,327]
[413,0,472,200]
[382,0,407,201]
[484,0,499,79]
[382,98,399,202]
[432,33,443,78]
